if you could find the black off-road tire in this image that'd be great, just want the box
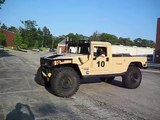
[35,67,45,86]
[50,67,80,98]
[100,77,115,83]
[122,66,142,89]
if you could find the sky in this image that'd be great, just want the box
[0,0,160,41]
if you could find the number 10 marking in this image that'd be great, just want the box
[97,61,105,67]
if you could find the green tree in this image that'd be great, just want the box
[37,28,44,48]
[133,38,155,48]
[0,32,6,46]
[42,26,52,48]
[34,40,39,48]
[0,0,5,9]
[21,20,37,30]
[8,26,18,33]
[19,20,54,49]
[146,40,155,48]
[90,31,100,41]
[119,37,133,46]
[1,23,7,30]
[20,20,38,48]
[13,32,23,49]
[99,33,119,44]
[67,33,88,41]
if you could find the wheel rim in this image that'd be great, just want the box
[131,73,139,83]
[61,76,72,90]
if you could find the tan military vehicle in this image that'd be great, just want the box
[37,40,147,97]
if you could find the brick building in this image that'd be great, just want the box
[57,39,67,53]
[0,28,15,46]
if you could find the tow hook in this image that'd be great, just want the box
[42,71,52,82]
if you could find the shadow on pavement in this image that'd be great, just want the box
[0,50,14,58]
[34,67,125,96]
[109,79,124,88]
[80,78,124,88]
[36,103,80,119]
[43,78,103,96]
[6,103,35,120]
[44,78,125,97]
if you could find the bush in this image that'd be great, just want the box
[39,47,48,51]
[21,44,28,49]
[0,33,6,46]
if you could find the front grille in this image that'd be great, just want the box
[40,58,45,65]
[40,58,52,67]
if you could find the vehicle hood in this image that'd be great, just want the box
[44,53,88,60]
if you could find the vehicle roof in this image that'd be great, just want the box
[64,39,112,46]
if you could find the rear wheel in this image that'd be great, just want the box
[122,66,142,89]
[50,67,80,98]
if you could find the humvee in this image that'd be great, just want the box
[37,40,147,97]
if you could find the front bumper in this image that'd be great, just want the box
[41,66,52,81]
[40,57,53,80]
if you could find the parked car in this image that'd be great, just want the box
[32,49,40,52]
[49,48,56,52]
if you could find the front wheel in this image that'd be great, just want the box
[122,66,142,89]
[35,67,46,86]
[50,67,80,98]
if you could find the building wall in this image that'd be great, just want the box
[57,45,67,54]
[155,18,160,51]
[154,18,160,63]
[112,45,154,55]
[0,29,15,46]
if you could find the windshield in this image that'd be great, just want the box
[68,42,90,55]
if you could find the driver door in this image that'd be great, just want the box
[91,46,110,74]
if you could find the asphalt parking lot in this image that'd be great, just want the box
[0,50,160,120]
